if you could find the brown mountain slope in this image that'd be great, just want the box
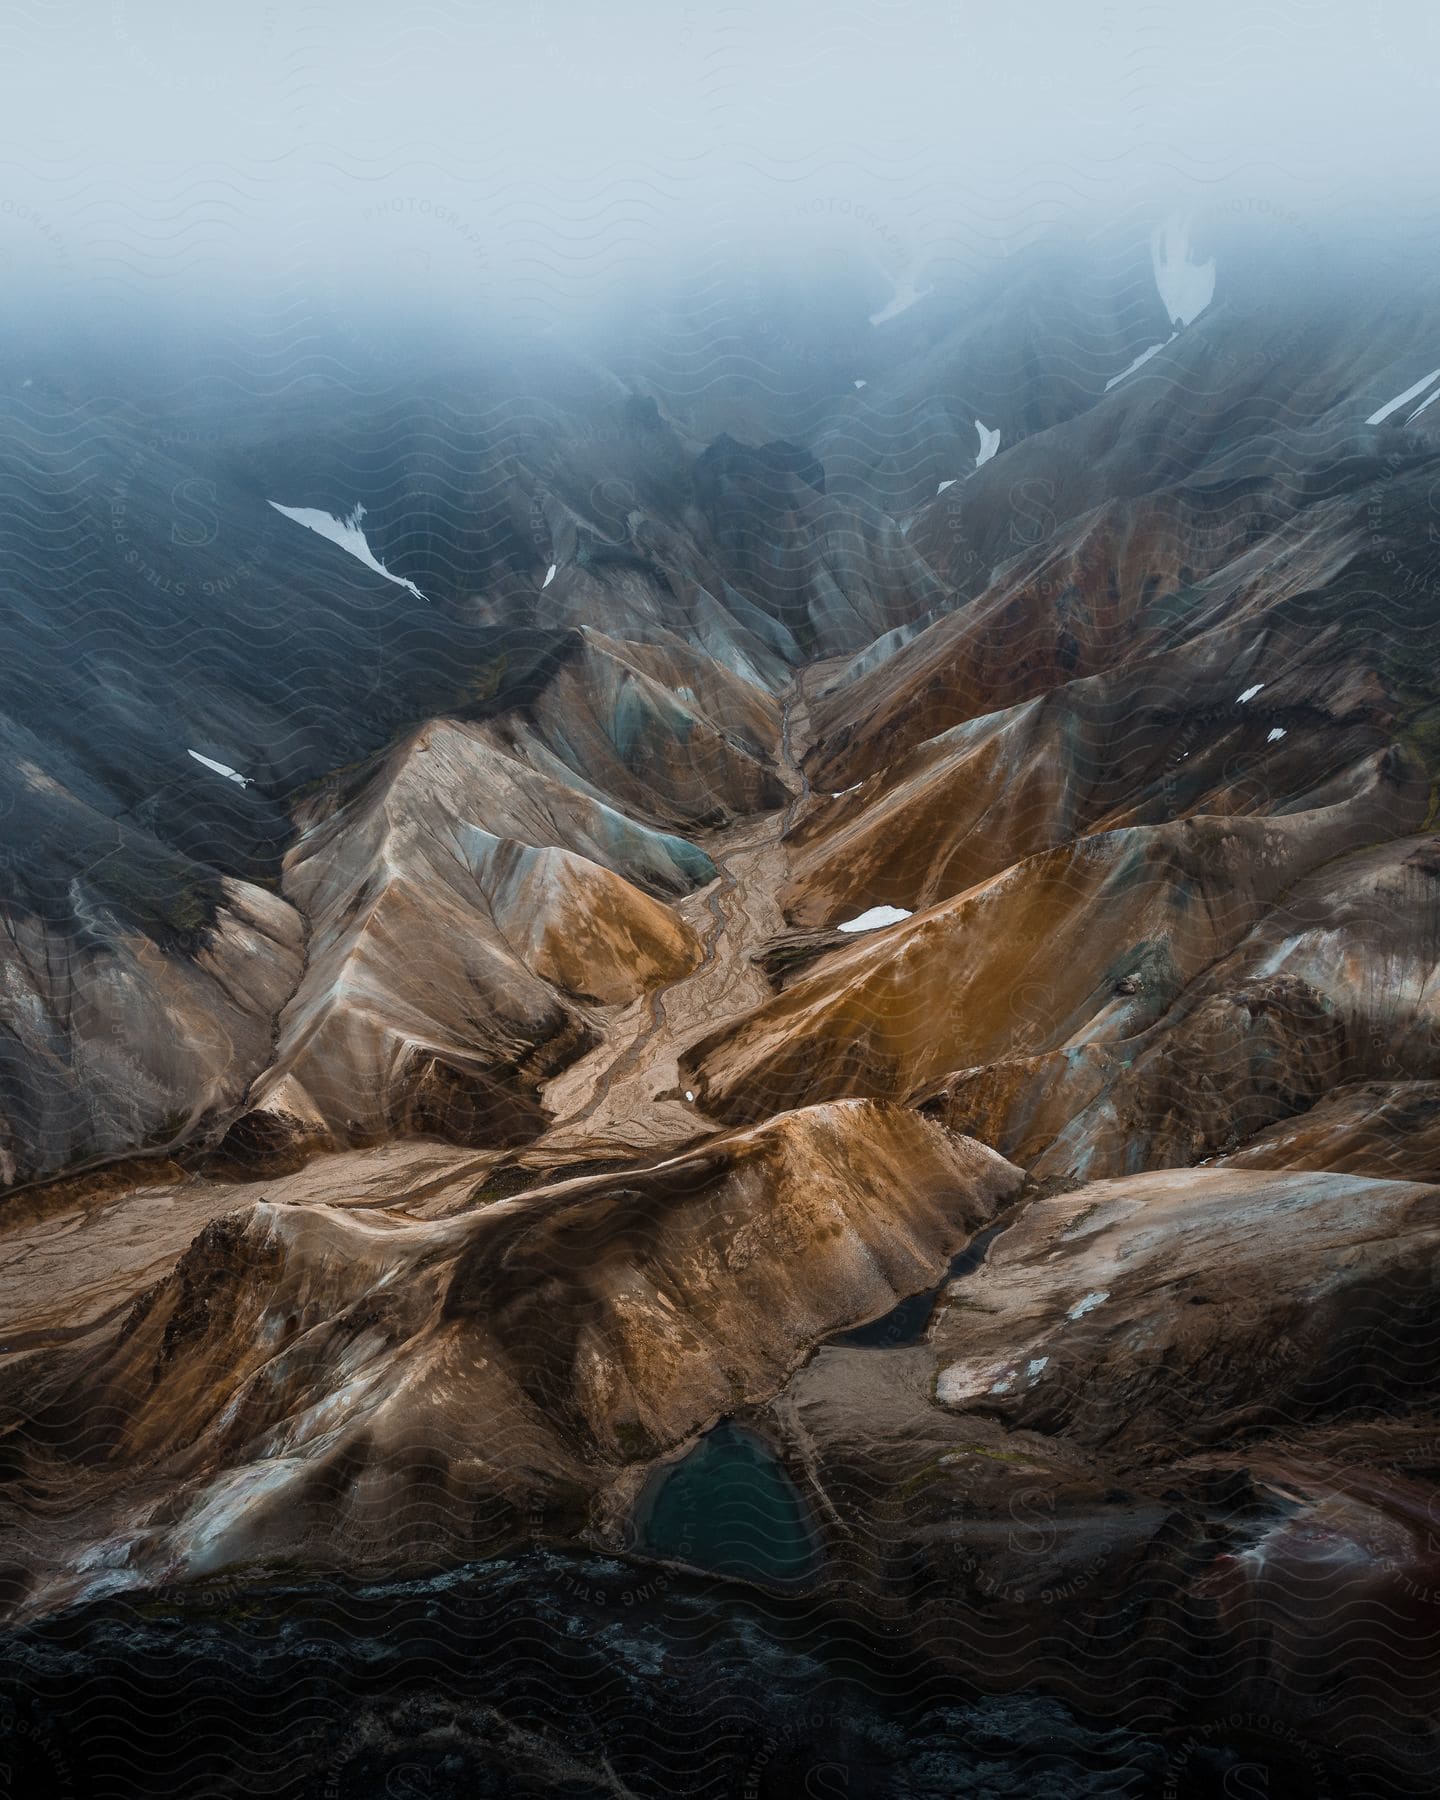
[0,1103,1020,1618]
[688,750,1428,1125]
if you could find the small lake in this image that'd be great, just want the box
[629,1420,822,1584]
[826,1221,1008,1350]
[627,1224,1009,1583]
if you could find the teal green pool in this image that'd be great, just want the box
[629,1420,823,1583]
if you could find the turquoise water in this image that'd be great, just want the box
[630,1421,822,1583]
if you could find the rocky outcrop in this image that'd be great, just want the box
[925,1167,1440,1442]
[237,716,718,1160]
[520,627,787,826]
[1215,1079,1440,1179]
[0,878,304,1188]
[688,757,1428,1126]
[751,1164,1440,1784]
[782,611,1396,929]
[924,830,1440,1184]
[0,1104,1020,1617]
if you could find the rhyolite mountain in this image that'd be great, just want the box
[2,219,1440,1797]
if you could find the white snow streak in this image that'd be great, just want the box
[188,750,250,787]
[836,905,912,933]
[1367,369,1440,426]
[1105,339,1170,391]
[1152,217,1215,328]
[1407,384,1440,424]
[869,276,932,326]
[269,502,427,600]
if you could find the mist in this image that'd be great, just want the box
[2,0,1438,356]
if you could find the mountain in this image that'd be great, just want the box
[2,220,1440,1796]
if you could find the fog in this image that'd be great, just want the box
[1,1,1438,347]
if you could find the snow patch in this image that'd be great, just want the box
[1367,368,1440,426]
[936,1356,1023,1406]
[1250,933,1306,979]
[1408,384,1440,424]
[1066,1290,1109,1320]
[936,478,956,494]
[542,563,557,588]
[836,905,913,933]
[1025,1357,1049,1383]
[269,502,427,600]
[869,275,932,327]
[176,1458,304,1576]
[1152,217,1215,328]
[188,750,250,787]
[974,420,1000,467]
[1238,683,1264,704]
[1105,338,1171,391]
[853,379,867,389]
[684,1089,695,1102]
[1267,727,1287,743]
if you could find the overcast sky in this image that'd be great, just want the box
[1,2,1437,326]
